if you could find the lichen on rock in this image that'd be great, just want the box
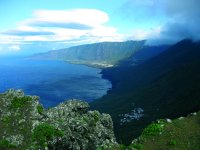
[0,89,117,150]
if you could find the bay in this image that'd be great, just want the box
[0,58,112,107]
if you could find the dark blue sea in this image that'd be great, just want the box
[0,58,111,107]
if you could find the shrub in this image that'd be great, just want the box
[1,116,11,123]
[10,96,32,108]
[142,123,163,136]
[0,139,16,148]
[37,105,44,114]
[169,140,177,146]
[32,123,64,149]
[131,143,143,149]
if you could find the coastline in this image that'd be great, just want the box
[64,60,117,96]
[100,68,118,92]
[64,60,114,69]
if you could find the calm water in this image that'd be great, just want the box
[0,58,111,107]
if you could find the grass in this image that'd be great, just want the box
[101,111,200,150]
[132,111,200,150]
[141,122,163,137]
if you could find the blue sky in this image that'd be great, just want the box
[0,0,199,55]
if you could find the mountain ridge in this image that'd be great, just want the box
[90,39,200,144]
[30,40,145,68]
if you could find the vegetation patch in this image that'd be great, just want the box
[169,140,177,146]
[131,111,200,150]
[37,105,44,114]
[32,123,64,148]
[130,143,143,149]
[1,116,11,123]
[141,122,163,137]
[0,139,17,148]
[10,96,32,108]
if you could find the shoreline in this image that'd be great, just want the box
[64,60,114,69]
[64,60,117,98]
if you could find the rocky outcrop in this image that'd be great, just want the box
[0,89,117,150]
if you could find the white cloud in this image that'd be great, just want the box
[28,9,109,27]
[23,36,48,42]
[0,9,125,54]
[0,35,22,44]
[122,0,200,44]
[8,45,21,51]
[130,27,162,40]
[16,26,39,32]
[90,26,118,37]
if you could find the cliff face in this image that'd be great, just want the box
[0,89,117,150]
[31,40,145,67]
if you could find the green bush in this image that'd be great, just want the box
[97,144,127,150]
[131,143,143,149]
[32,123,64,148]
[0,139,16,148]
[37,105,44,114]
[142,123,163,137]
[10,96,32,108]
[1,116,11,123]
[92,111,100,122]
[169,140,177,146]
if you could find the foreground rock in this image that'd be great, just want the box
[0,89,117,150]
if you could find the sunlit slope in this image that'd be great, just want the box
[31,40,145,67]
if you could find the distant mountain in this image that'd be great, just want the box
[31,41,145,67]
[132,45,169,62]
[90,39,200,144]
[119,45,170,66]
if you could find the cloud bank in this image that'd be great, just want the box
[0,9,123,54]
[121,0,200,44]
[1,1,200,54]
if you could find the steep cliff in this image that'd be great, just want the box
[31,40,145,67]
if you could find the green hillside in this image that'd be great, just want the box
[105,111,200,150]
[131,111,200,150]
[31,40,145,67]
[90,39,200,144]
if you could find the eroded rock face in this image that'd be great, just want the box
[0,89,117,150]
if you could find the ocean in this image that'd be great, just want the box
[0,58,111,107]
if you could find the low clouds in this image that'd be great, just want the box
[1,30,54,36]
[160,0,200,42]
[0,9,122,54]
[121,0,200,44]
